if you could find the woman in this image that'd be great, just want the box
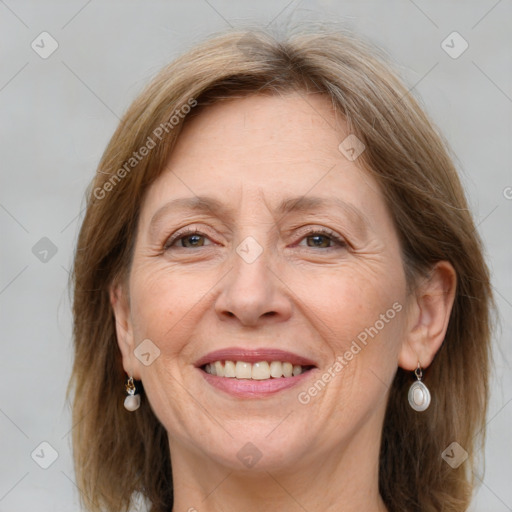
[69,26,493,512]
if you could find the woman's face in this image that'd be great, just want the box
[114,92,414,473]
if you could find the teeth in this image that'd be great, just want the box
[224,360,236,377]
[204,360,307,380]
[270,361,283,378]
[235,361,252,379]
[214,361,224,377]
[252,361,270,380]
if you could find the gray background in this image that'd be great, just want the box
[1,1,511,510]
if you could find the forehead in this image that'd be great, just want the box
[175,91,344,164]
[140,92,387,226]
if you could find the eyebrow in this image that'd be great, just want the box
[148,195,370,237]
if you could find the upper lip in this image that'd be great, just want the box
[195,348,317,368]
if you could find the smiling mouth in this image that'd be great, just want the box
[202,360,315,380]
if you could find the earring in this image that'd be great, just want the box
[124,376,141,411]
[408,363,431,412]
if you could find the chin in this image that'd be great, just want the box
[205,433,308,473]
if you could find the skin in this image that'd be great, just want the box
[111,92,456,512]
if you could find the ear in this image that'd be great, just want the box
[110,281,140,379]
[398,261,457,371]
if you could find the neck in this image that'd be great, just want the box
[169,420,388,512]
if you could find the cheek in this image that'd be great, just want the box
[291,265,407,416]
[129,263,211,342]
[126,269,205,430]
[291,263,405,347]
[298,271,405,419]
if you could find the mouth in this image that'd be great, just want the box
[203,360,315,379]
[195,348,317,397]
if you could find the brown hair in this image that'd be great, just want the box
[69,25,493,512]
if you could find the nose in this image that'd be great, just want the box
[214,247,293,327]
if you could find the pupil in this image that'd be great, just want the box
[309,235,329,248]
[184,234,203,247]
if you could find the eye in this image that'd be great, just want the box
[164,228,213,249]
[297,228,347,249]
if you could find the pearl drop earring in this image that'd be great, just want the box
[408,363,431,412]
[124,376,141,411]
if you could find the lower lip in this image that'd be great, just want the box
[200,369,314,398]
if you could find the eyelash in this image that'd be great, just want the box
[164,226,347,250]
